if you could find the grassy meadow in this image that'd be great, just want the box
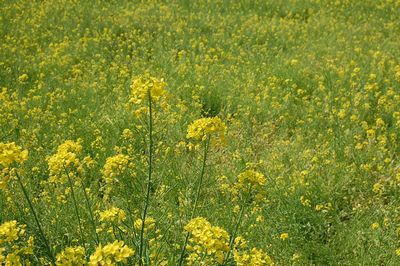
[1,0,400,265]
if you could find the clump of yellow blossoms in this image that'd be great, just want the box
[232,236,273,266]
[89,240,134,266]
[97,207,127,235]
[0,220,24,244]
[0,142,28,168]
[233,170,267,202]
[98,207,126,223]
[134,216,156,233]
[186,116,226,141]
[56,246,86,266]
[0,142,28,190]
[47,139,83,183]
[220,169,267,204]
[101,154,131,200]
[130,75,167,105]
[0,220,34,265]
[233,247,274,266]
[235,169,266,191]
[184,217,230,265]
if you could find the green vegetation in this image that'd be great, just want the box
[1,0,400,265]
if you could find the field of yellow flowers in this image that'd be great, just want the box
[1,0,400,265]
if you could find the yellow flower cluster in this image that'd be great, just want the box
[98,207,126,223]
[134,216,156,233]
[0,142,28,168]
[56,246,86,266]
[102,154,130,179]
[186,117,226,141]
[101,154,131,200]
[234,170,267,202]
[0,220,24,244]
[233,247,274,266]
[184,217,229,264]
[88,240,134,266]
[0,220,34,265]
[97,207,126,235]
[130,75,167,105]
[47,140,83,183]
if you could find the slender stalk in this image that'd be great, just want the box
[223,204,245,265]
[139,90,154,266]
[15,171,55,263]
[66,171,85,246]
[178,136,210,266]
[80,179,100,244]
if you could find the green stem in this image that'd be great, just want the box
[224,204,245,265]
[15,171,55,263]
[178,136,210,266]
[66,171,85,246]
[139,90,154,266]
[80,179,100,244]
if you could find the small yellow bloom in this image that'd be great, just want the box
[18,74,29,83]
[371,223,379,230]
[280,233,289,240]
[186,117,226,141]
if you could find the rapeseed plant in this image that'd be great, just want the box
[1,0,400,264]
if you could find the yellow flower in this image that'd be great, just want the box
[102,154,130,180]
[372,182,384,194]
[0,142,28,168]
[371,223,379,230]
[0,220,25,244]
[18,74,29,83]
[0,221,34,264]
[101,154,131,200]
[233,170,267,202]
[280,233,289,240]
[134,217,156,233]
[130,75,166,105]
[98,207,126,223]
[186,116,226,141]
[233,247,274,266]
[184,217,229,264]
[96,207,127,235]
[56,246,86,266]
[89,241,134,266]
[47,140,83,183]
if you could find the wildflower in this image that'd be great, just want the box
[233,170,267,202]
[97,207,126,235]
[56,246,86,266]
[98,207,126,223]
[300,196,311,207]
[101,154,131,200]
[184,217,229,264]
[0,142,28,168]
[47,140,83,183]
[372,183,384,194]
[102,154,130,180]
[130,75,167,104]
[371,223,379,230]
[0,220,25,244]
[233,247,274,266]
[186,116,226,141]
[18,74,29,83]
[88,240,134,266]
[0,221,34,264]
[134,217,156,233]
[235,170,266,192]
[280,233,289,240]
